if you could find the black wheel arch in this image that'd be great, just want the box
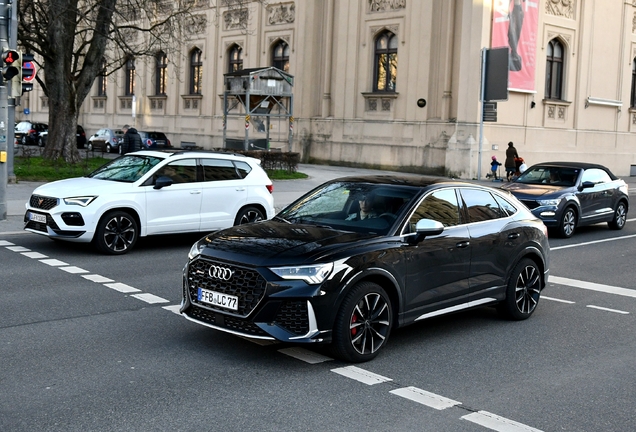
[506,247,547,292]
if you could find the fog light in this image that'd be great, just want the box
[61,212,85,226]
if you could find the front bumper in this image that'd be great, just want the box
[24,194,97,242]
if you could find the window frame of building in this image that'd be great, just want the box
[189,48,202,95]
[155,51,168,96]
[228,44,243,73]
[272,40,289,72]
[631,58,636,108]
[545,38,564,101]
[125,57,135,96]
[97,58,107,97]
[373,30,398,93]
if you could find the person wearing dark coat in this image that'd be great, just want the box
[504,141,519,181]
[121,124,142,154]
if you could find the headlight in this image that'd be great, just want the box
[537,198,562,206]
[63,196,97,206]
[270,263,334,284]
[188,241,205,260]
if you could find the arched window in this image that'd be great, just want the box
[228,44,243,73]
[125,58,135,96]
[373,30,398,92]
[189,48,202,95]
[545,39,564,100]
[631,59,636,108]
[97,58,107,96]
[272,40,289,72]
[155,51,168,96]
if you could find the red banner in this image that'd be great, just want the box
[491,0,539,92]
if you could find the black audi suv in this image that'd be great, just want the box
[181,176,550,362]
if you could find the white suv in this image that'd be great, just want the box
[24,150,275,254]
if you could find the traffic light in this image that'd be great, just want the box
[2,48,21,81]
[21,53,35,94]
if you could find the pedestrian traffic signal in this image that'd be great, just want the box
[2,48,21,81]
[21,53,35,95]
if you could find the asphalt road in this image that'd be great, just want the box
[2,166,636,431]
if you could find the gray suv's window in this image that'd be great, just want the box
[459,188,507,222]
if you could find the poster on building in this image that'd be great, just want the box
[491,0,539,92]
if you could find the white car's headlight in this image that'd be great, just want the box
[270,263,334,284]
[537,198,562,206]
[63,196,97,206]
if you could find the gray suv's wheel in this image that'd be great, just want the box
[608,201,627,230]
[558,207,577,238]
[498,258,541,320]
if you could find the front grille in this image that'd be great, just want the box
[187,258,267,317]
[520,200,540,210]
[30,195,59,210]
[274,301,309,336]
[187,305,268,337]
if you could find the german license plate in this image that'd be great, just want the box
[29,212,47,224]
[197,288,238,311]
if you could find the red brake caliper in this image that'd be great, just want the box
[351,314,358,336]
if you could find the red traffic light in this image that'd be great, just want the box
[2,49,19,65]
[2,49,20,80]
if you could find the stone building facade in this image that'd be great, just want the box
[20,0,636,177]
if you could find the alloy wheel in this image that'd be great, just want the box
[101,214,137,253]
[349,292,391,356]
[561,209,576,237]
[514,264,541,315]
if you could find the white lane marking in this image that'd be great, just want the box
[40,259,69,266]
[541,296,575,304]
[21,251,48,259]
[550,276,636,298]
[0,240,16,245]
[331,366,393,385]
[462,411,543,432]
[59,266,89,274]
[162,305,182,314]
[6,246,30,252]
[131,293,170,304]
[278,347,333,364]
[104,282,141,293]
[82,274,115,283]
[551,233,636,250]
[390,387,461,410]
[240,337,278,346]
[586,305,629,315]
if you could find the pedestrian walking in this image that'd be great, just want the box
[121,124,142,154]
[505,141,519,181]
[489,155,502,180]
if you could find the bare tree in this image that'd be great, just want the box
[18,0,197,162]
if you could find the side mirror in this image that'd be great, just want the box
[579,181,595,190]
[153,175,174,190]
[407,219,444,244]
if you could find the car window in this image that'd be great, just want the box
[155,159,198,184]
[233,161,252,178]
[581,168,611,184]
[406,189,461,233]
[492,193,518,216]
[459,188,506,222]
[89,155,163,182]
[201,158,240,181]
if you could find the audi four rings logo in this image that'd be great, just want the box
[209,265,233,281]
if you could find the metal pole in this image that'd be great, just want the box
[478,48,486,181]
[6,0,15,183]
[0,0,10,220]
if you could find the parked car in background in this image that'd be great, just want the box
[38,125,87,148]
[15,121,48,146]
[138,131,172,150]
[88,128,124,153]
[181,176,550,362]
[500,162,629,238]
[24,150,275,255]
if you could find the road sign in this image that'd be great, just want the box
[22,61,36,82]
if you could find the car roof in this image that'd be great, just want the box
[530,161,618,180]
[129,149,252,160]
[328,175,486,189]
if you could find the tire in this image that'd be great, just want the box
[608,201,627,230]
[331,282,393,362]
[498,258,542,320]
[87,143,93,151]
[37,137,44,147]
[234,206,265,225]
[21,136,27,145]
[106,144,112,153]
[557,207,577,238]
[94,210,139,255]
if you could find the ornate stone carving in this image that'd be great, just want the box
[223,8,248,30]
[267,2,295,25]
[187,14,208,34]
[546,0,574,19]
[368,0,406,13]
[633,12,636,33]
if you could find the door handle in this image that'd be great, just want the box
[236,187,246,191]
[456,241,470,248]
[190,191,201,194]
[508,233,520,239]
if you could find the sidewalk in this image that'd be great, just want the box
[3,164,635,235]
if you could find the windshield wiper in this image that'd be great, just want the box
[273,215,291,224]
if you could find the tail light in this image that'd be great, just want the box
[146,139,152,147]
[167,139,172,147]
[28,128,35,135]
[266,184,274,194]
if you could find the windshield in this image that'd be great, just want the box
[515,166,580,187]
[88,155,163,182]
[278,181,418,235]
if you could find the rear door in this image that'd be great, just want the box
[199,158,248,230]
[577,168,615,222]
[145,158,202,234]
